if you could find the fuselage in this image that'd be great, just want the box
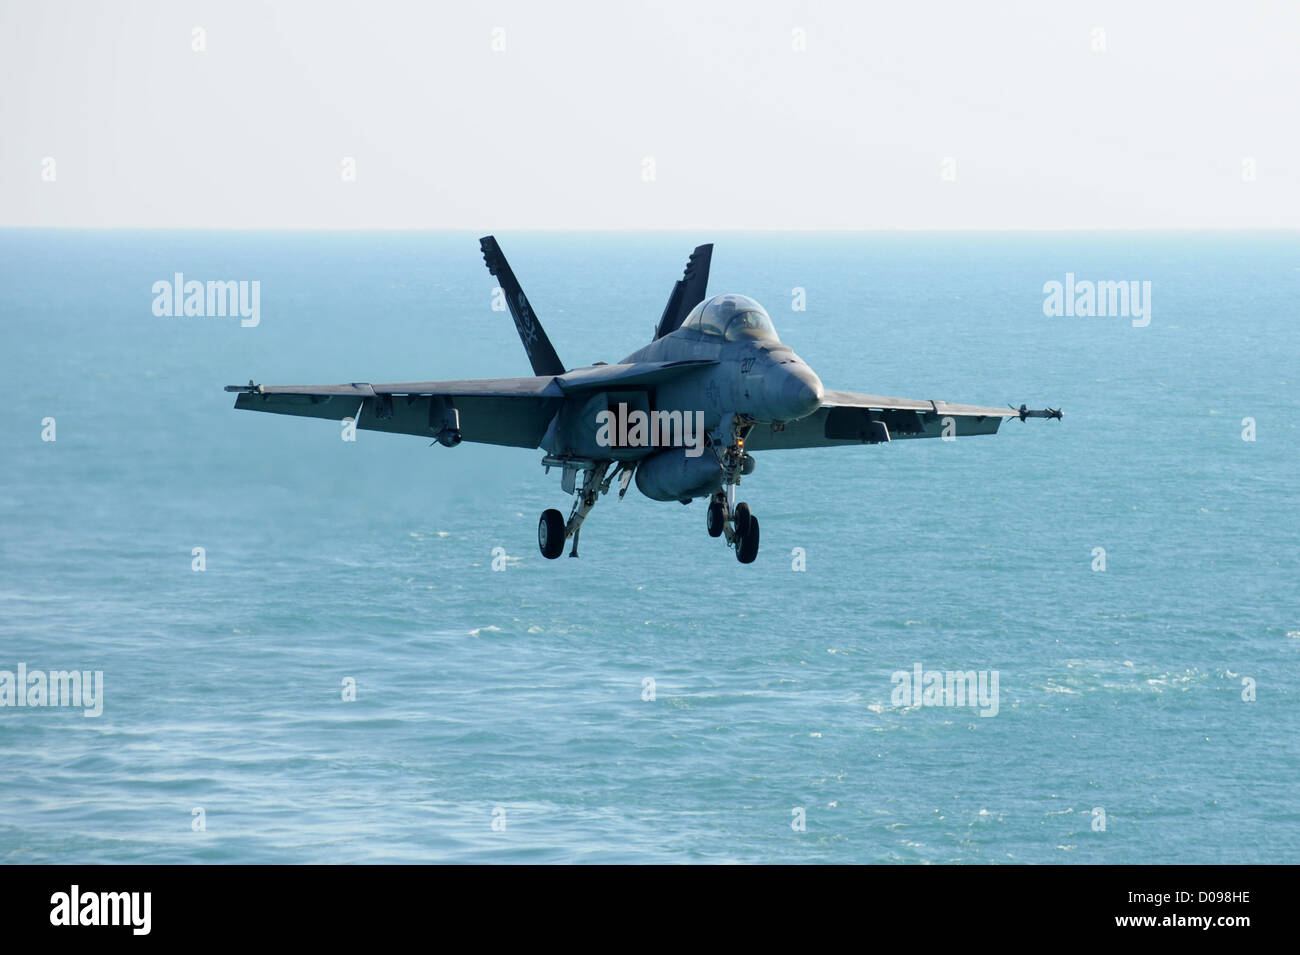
[541,294,824,463]
[621,324,823,433]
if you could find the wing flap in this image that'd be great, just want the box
[746,388,1027,451]
[228,378,560,448]
[746,406,1003,450]
[228,376,560,398]
[821,389,1015,419]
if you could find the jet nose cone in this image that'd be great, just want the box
[778,364,824,420]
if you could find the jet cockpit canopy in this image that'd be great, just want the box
[680,294,779,343]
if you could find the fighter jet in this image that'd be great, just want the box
[226,236,1061,563]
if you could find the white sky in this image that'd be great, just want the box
[2,0,1297,229]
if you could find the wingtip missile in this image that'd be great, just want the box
[1013,403,1063,421]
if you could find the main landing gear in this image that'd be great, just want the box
[536,457,634,559]
[533,412,764,564]
[708,413,760,563]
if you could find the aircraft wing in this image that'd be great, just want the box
[557,359,718,392]
[225,377,562,449]
[745,389,1061,451]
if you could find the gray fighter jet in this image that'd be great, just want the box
[226,236,1061,563]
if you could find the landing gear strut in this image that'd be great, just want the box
[536,457,633,559]
[707,414,761,563]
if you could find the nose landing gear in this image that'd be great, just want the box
[737,516,760,563]
[706,414,761,563]
[707,491,760,563]
[706,500,725,537]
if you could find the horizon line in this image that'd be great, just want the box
[2,225,1297,234]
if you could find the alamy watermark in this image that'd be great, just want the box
[890,662,999,717]
[1042,273,1151,327]
[152,273,260,327]
[50,885,150,935]
[595,402,705,457]
[0,663,103,717]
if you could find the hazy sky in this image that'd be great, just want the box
[2,0,1297,229]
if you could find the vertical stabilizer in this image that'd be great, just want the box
[654,244,713,340]
[479,236,566,377]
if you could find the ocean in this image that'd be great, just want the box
[1,229,1295,863]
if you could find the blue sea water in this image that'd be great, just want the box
[0,229,1295,864]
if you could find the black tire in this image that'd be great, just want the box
[706,500,725,537]
[733,501,752,538]
[736,516,760,563]
[538,508,566,559]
